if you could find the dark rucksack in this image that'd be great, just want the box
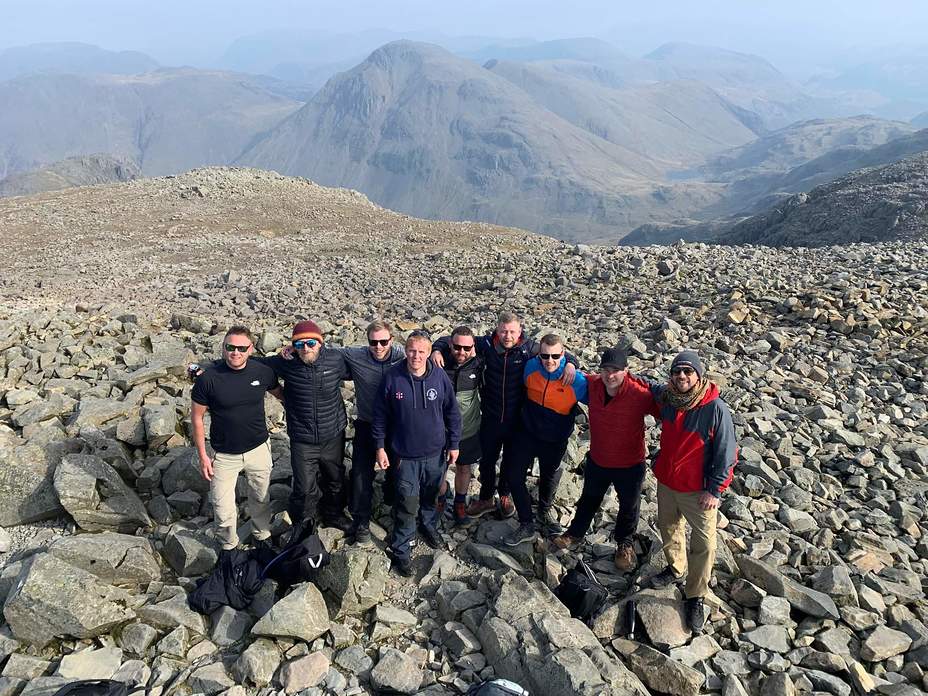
[465,679,530,696]
[553,557,608,623]
[188,547,271,615]
[52,680,129,696]
[261,527,330,588]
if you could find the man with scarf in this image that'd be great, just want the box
[649,350,737,633]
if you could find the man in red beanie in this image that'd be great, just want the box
[264,320,353,538]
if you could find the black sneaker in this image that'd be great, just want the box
[347,525,371,545]
[685,597,706,633]
[391,556,413,577]
[538,508,564,536]
[418,525,444,550]
[502,522,537,547]
[650,565,685,588]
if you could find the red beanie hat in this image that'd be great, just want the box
[291,320,323,342]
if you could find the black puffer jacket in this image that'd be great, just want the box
[264,350,349,444]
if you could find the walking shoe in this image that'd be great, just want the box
[390,556,413,578]
[613,540,637,573]
[465,498,496,518]
[551,533,581,550]
[538,508,564,536]
[453,502,470,526]
[498,495,516,519]
[685,597,706,633]
[418,525,445,550]
[650,565,685,588]
[502,522,537,546]
[347,525,371,545]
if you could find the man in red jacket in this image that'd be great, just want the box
[648,350,737,633]
[552,347,660,572]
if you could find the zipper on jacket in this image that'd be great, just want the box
[500,351,508,423]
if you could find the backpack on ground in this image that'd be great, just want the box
[261,525,330,588]
[553,556,608,623]
[187,547,270,615]
[466,679,530,695]
[52,680,129,696]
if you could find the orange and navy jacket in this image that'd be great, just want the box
[520,356,588,443]
[584,373,661,469]
[650,382,738,497]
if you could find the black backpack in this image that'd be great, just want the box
[466,679,530,696]
[553,557,608,623]
[188,547,271,615]
[261,527,330,588]
[52,681,129,696]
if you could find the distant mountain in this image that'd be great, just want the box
[716,153,928,246]
[0,154,139,197]
[0,42,158,81]
[0,69,301,179]
[486,60,758,172]
[913,111,928,128]
[643,43,818,130]
[238,41,724,241]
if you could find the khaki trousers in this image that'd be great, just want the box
[211,439,273,550]
[657,482,718,599]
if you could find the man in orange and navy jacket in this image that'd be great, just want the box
[501,333,588,546]
[648,350,737,634]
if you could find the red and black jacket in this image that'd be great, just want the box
[651,383,738,497]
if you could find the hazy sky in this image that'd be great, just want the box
[3,0,927,77]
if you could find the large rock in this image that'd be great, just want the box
[613,639,704,696]
[53,453,151,532]
[279,652,330,694]
[161,449,210,497]
[66,397,136,435]
[369,648,422,695]
[11,393,76,428]
[735,554,839,620]
[860,625,913,661]
[142,404,181,448]
[161,526,221,577]
[251,582,330,643]
[636,597,692,649]
[3,553,136,647]
[137,585,207,635]
[231,638,280,687]
[316,546,390,618]
[55,646,123,680]
[0,441,73,526]
[47,532,161,584]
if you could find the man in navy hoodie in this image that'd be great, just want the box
[373,331,462,577]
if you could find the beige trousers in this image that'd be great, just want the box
[211,439,273,550]
[657,482,718,599]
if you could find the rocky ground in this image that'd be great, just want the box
[1,167,928,696]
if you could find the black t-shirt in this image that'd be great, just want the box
[191,360,279,454]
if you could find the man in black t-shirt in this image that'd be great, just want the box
[191,326,282,550]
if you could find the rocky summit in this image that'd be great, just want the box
[1,167,927,696]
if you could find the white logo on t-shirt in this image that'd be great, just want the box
[250,380,261,386]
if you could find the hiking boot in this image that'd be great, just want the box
[321,513,353,533]
[650,565,685,589]
[538,508,564,536]
[465,498,496,518]
[347,525,371,546]
[418,526,444,550]
[613,540,637,573]
[391,556,413,578]
[502,522,537,547]
[498,495,516,519]
[685,597,706,633]
[551,533,581,550]
[453,502,470,526]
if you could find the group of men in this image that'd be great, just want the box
[190,312,737,633]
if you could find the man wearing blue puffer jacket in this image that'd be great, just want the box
[373,331,462,577]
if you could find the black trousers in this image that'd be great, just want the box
[478,416,514,500]
[289,433,346,526]
[566,456,646,542]
[349,420,398,528]
[504,426,568,526]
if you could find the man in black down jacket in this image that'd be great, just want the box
[263,320,352,536]
[432,311,577,520]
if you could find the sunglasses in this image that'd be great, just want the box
[224,344,250,353]
[368,338,391,347]
[539,352,562,360]
[671,366,696,376]
[292,339,319,349]
[452,343,474,352]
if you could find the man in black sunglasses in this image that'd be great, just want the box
[191,326,282,552]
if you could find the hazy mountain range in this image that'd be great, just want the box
[1,37,927,243]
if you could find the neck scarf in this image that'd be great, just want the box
[661,377,710,412]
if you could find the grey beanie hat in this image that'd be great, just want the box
[671,350,705,378]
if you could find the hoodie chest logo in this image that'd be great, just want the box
[426,388,438,401]
[395,392,404,400]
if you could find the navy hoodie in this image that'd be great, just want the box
[372,360,462,459]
